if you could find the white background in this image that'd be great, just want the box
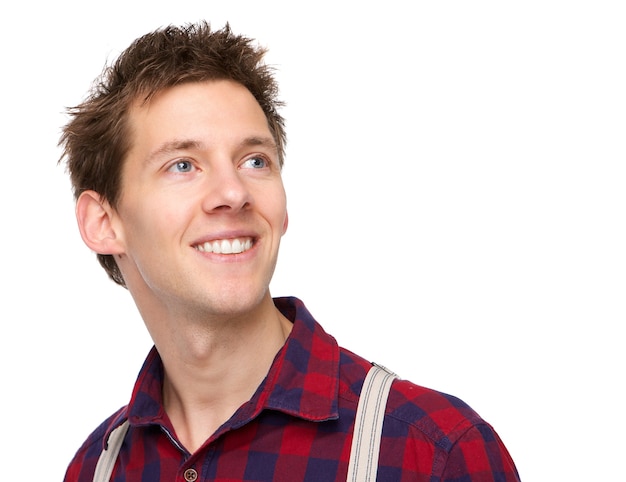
[1,1,624,480]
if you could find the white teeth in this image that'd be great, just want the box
[196,238,252,254]
[230,239,242,253]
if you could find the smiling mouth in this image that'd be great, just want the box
[194,237,254,254]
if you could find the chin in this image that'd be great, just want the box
[204,288,270,317]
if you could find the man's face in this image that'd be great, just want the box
[111,80,288,319]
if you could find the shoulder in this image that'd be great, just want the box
[337,348,520,479]
[387,378,485,444]
[383,382,520,479]
[63,406,127,482]
[338,347,490,446]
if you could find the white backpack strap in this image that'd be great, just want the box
[93,420,129,482]
[347,363,398,482]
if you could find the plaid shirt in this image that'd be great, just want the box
[64,297,520,481]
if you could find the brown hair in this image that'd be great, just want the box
[59,21,286,287]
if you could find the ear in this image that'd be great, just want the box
[75,190,125,255]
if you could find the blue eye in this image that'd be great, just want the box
[169,160,194,173]
[242,156,267,169]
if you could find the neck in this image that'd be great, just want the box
[145,295,293,453]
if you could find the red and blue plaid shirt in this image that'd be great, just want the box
[64,297,520,481]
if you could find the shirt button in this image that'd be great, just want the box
[183,468,198,482]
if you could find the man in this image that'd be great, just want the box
[60,21,521,481]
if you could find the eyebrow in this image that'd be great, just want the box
[144,139,204,165]
[144,136,277,164]
[236,135,278,152]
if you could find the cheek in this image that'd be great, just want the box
[119,198,177,245]
[271,189,288,235]
[282,211,289,235]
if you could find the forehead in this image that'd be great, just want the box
[127,80,272,147]
[119,80,277,182]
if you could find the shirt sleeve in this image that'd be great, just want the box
[441,423,521,481]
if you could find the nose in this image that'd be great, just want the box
[201,163,251,214]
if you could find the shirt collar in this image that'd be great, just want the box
[242,296,340,422]
[121,297,340,434]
